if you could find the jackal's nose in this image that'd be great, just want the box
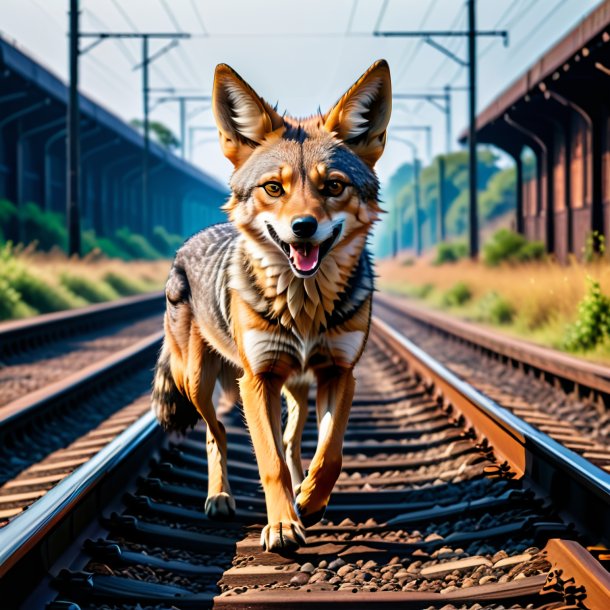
[291,216,318,238]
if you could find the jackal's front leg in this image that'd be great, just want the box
[295,366,355,526]
[239,372,306,550]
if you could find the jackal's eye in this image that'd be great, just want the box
[262,182,284,197]
[323,180,347,197]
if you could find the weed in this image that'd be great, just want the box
[113,228,163,260]
[442,282,472,307]
[150,226,183,257]
[563,277,610,351]
[477,291,515,325]
[20,202,68,251]
[482,228,545,266]
[0,276,35,319]
[103,271,151,296]
[582,231,606,263]
[434,241,468,265]
[60,273,120,303]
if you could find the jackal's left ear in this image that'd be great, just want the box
[324,60,392,167]
[213,64,285,167]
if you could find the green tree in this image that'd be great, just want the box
[130,119,180,151]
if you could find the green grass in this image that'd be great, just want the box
[60,273,121,303]
[103,271,153,296]
[441,282,472,307]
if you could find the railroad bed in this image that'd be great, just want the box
[0,293,165,522]
[375,293,610,470]
[0,306,608,609]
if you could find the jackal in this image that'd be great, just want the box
[152,59,392,550]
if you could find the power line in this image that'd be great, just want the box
[159,0,201,85]
[374,0,389,32]
[83,9,137,64]
[423,6,466,87]
[395,0,442,83]
[190,0,209,36]
[510,0,566,57]
[346,0,358,34]
[479,0,535,59]
[110,0,139,31]
[106,1,174,88]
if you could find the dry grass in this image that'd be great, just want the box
[0,243,170,321]
[376,253,610,362]
[17,245,170,290]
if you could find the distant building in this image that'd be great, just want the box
[0,34,227,242]
[461,0,610,261]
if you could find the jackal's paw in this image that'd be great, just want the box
[295,500,327,527]
[205,492,236,519]
[261,520,306,551]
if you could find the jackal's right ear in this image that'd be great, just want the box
[212,64,285,167]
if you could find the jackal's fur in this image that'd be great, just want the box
[151,60,392,550]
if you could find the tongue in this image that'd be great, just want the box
[289,243,320,272]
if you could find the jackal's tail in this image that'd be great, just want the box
[151,341,199,432]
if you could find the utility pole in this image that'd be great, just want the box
[437,156,446,243]
[391,136,421,256]
[394,89,453,154]
[188,126,217,162]
[467,0,478,258]
[142,35,149,234]
[375,8,508,259]
[444,85,452,154]
[393,125,432,163]
[67,0,80,256]
[414,157,422,257]
[151,95,212,158]
[78,31,190,235]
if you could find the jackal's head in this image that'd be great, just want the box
[213,60,391,279]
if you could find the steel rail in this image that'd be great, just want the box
[372,316,610,544]
[375,292,610,398]
[0,331,163,431]
[0,412,161,578]
[0,291,165,356]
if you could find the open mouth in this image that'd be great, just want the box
[266,222,343,276]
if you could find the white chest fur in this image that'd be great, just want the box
[242,327,365,375]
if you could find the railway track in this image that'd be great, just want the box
[0,292,165,523]
[375,292,610,472]
[0,302,608,609]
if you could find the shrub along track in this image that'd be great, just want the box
[0,314,608,609]
[375,292,610,470]
[0,293,165,522]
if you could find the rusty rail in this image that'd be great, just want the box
[375,292,610,400]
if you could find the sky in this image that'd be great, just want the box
[1,0,604,188]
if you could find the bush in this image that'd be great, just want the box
[582,230,606,263]
[0,276,35,320]
[563,277,610,351]
[19,202,68,251]
[60,273,120,303]
[482,229,545,266]
[477,291,515,325]
[434,241,468,265]
[0,199,17,242]
[411,283,434,299]
[113,227,163,260]
[103,271,151,296]
[442,282,472,307]
[150,226,183,257]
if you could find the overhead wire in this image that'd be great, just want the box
[393,0,442,85]
[345,0,358,34]
[159,0,202,86]
[106,0,174,88]
[190,0,209,37]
